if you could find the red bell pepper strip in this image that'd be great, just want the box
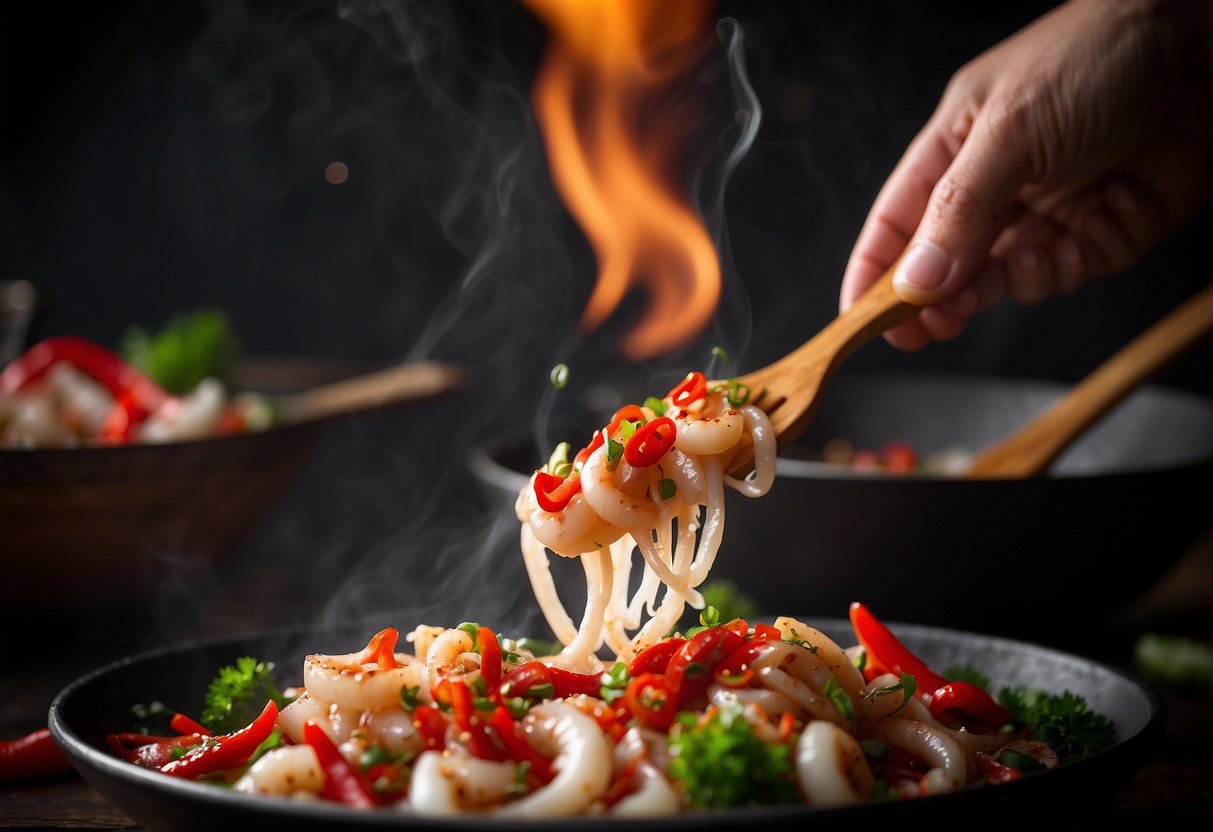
[849,602,1008,732]
[1,336,171,442]
[628,638,686,676]
[488,707,554,783]
[477,626,503,692]
[0,728,73,780]
[666,627,729,708]
[159,699,278,779]
[623,417,676,467]
[667,372,707,408]
[302,720,378,808]
[624,673,676,730]
[107,732,203,769]
[928,682,1011,732]
[169,713,210,737]
[433,679,507,761]
[357,627,400,669]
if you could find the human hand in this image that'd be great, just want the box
[840,0,1209,350]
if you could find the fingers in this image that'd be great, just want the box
[891,102,1031,307]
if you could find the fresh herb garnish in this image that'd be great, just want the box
[659,478,677,500]
[644,396,667,416]
[399,685,421,711]
[997,688,1115,763]
[999,748,1046,773]
[120,308,238,395]
[866,673,917,715]
[200,657,292,734]
[699,580,761,626]
[668,701,797,808]
[822,676,855,721]
[600,661,630,704]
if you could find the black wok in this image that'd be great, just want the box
[469,372,1212,646]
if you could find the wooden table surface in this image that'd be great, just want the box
[2,537,1209,829]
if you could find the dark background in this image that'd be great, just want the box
[2,0,1209,638]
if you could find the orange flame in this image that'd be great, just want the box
[526,0,720,360]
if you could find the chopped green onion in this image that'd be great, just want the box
[684,662,707,678]
[606,439,624,464]
[399,685,421,711]
[619,420,638,440]
[542,442,572,478]
[550,363,569,389]
[644,396,667,416]
[504,697,531,719]
[726,380,751,407]
[852,650,867,672]
[525,683,555,700]
[822,676,854,721]
[700,606,721,628]
[659,478,677,500]
[457,622,482,646]
[507,761,532,796]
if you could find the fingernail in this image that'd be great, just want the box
[895,242,952,292]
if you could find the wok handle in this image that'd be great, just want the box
[965,286,1213,479]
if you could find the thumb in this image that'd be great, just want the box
[893,115,1030,306]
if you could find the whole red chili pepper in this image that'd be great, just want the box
[0,728,72,780]
[160,699,278,779]
[302,720,378,808]
[623,417,676,467]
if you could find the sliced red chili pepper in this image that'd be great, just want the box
[169,713,209,737]
[624,673,676,730]
[667,372,707,408]
[477,626,503,693]
[412,705,447,751]
[628,638,686,676]
[713,666,754,688]
[500,661,553,698]
[160,699,278,779]
[433,679,506,761]
[302,720,378,808]
[357,627,400,669]
[719,619,748,654]
[881,441,919,473]
[575,429,606,465]
[666,627,728,707]
[623,416,676,467]
[850,602,1007,733]
[715,639,771,681]
[607,404,647,435]
[533,470,582,513]
[0,728,73,780]
[753,622,782,640]
[488,707,554,783]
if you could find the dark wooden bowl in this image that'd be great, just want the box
[0,422,326,609]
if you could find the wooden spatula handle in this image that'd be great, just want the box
[965,286,1213,479]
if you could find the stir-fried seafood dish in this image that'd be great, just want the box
[103,371,1114,814]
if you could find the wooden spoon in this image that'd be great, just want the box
[963,286,1212,479]
[725,261,917,476]
[276,360,464,425]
